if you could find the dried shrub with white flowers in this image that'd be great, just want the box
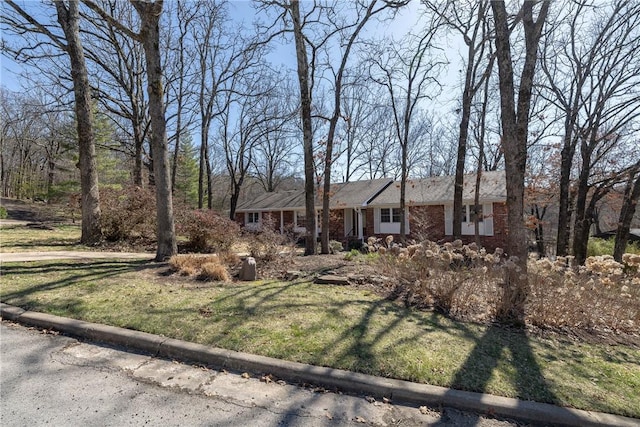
[377,239,640,337]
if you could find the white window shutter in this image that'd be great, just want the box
[374,208,380,234]
[484,203,494,236]
[444,205,453,235]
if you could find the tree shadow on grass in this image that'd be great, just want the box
[446,324,560,421]
[0,259,157,306]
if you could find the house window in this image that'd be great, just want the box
[462,205,483,222]
[381,208,401,223]
[247,212,260,224]
[445,203,492,236]
[296,211,306,228]
[471,205,483,222]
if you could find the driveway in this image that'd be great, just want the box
[0,251,155,263]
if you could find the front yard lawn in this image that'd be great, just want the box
[1,258,639,418]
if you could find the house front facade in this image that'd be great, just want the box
[235,171,508,250]
[366,171,507,250]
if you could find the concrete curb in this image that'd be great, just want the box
[2,302,638,427]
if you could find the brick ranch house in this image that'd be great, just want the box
[235,171,508,250]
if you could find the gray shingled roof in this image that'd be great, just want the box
[236,178,393,212]
[235,190,302,211]
[369,171,507,206]
[324,178,394,208]
[236,172,505,212]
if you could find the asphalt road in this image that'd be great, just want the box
[0,321,524,427]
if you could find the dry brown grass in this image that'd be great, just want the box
[200,261,230,281]
[168,254,233,281]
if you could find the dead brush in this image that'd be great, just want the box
[244,216,291,261]
[168,254,231,281]
[376,239,639,336]
[527,256,640,335]
[199,261,230,281]
[379,240,503,318]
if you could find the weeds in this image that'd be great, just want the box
[200,261,230,281]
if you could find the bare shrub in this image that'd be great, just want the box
[169,254,217,272]
[176,209,240,253]
[379,239,504,318]
[377,241,640,336]
[100,186,156,242]
[245,216,288,261]
[408,207,435,242]
[527,255,640,335]
[218,251,240,266]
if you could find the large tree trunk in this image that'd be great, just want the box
[132,120,144,186]
[491,0,549,325]
[614,169,640,262]
[453,50,475,240]
[198,129,207,209]
[291,0,316,255]
[532,205,547,257]
[132,0,177,261]
[55,0,102,244]
[555,132,577,256]
[571,146,591,264]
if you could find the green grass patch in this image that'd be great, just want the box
[0,224,84,252]
[1,259,639,418]
[588,237,640,257]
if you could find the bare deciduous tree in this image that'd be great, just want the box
[81,0,150,186]
[317,0,398,254]
[426,0,494,240]
[4,0,102,244]
[289,0,317,255]
[541,1,640,258]
[491,0,549,324]
[83,0,177,260]
[368,22,443,241]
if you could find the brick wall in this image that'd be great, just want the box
[486,202,508,251]
[409,205,445,240]
[235,210,297,232]
[328,209,345,241]
[235,212,245,227]
[364,202,508,251]
[282,210,294,230]
[365,208,375,238]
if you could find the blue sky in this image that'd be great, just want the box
[1,0,430,92]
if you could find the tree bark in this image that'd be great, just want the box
[555,130,578,256]
[614,169,640,262]
[131,0,177,261]
[55,0,102,244]
[491,0,549,325]
[320,0,381,254]
[290,0,316,255]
